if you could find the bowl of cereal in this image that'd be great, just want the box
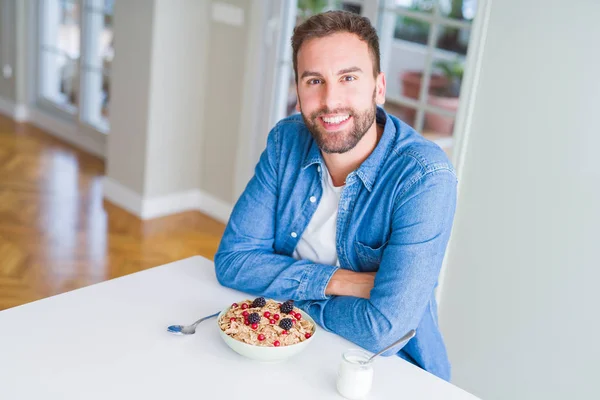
[217,297,316,362]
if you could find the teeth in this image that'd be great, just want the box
[322,115,350,124]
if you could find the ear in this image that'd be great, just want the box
[375,72,386,105]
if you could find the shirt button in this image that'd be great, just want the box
[291,232,298,238]
[317,166,321,172]
[309,196,316,203]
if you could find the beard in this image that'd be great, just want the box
[299,89,377,154]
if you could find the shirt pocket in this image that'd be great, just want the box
[354,240,388,271]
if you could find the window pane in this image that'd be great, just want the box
[392,0,435,12]
[391,0,435,45]
[439,0,477,21]
[40,50,79,109]
[436,26,470,55]
[57,0,80,56]
[338,1,362,14]
[84,0,114,64]
[81,0,114,131]
[39,0,80,112]
[393,15,430,45]
[297,0,328,19]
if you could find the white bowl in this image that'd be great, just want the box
[217,306,317,362]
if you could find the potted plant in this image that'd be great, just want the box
[425,58,464,134]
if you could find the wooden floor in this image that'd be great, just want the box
[0,114,225,311]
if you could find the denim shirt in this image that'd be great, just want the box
[215,107,457,381]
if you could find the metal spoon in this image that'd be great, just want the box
[167,311,220,335]
[363,329,416,364]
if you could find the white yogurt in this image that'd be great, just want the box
[336,349,374,399]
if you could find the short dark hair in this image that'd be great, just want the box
[291,11,381,83]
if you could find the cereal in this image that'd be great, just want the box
[219,298,314,347]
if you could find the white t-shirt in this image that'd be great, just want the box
[292,165,344,266]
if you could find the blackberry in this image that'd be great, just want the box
[251,297,266,308]
[279,318,293,331]
[280,300,294,314]
[247,312,261,324]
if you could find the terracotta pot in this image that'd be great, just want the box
[426,94,460,135]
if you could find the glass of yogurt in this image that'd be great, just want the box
[336,349,373,399]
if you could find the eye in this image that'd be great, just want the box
[307,78,323,85]
[342,75,357,82]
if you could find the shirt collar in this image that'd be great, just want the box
[301,107,397,191]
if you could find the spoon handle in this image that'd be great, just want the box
[191,311,220,328]
[367,329,416,363]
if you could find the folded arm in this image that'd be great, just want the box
[298,169,457,355]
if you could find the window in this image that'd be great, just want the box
[38,0,114,132]
[383,0,478,156]
[39,0,80,113]
[81,0,114,131]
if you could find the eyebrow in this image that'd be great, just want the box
[300,66,363,80]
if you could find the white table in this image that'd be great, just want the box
[0,256,478,399]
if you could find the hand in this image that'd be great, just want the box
[325,270,376,299]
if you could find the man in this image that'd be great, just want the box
[215,11,456,381]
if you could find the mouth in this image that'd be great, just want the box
[319,114,352,131]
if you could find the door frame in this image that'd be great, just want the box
[436,0,494,306]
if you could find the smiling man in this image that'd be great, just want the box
[215,11,457,381]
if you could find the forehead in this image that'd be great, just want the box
[297,32,373,74]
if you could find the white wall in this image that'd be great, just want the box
[439,0,600,399]
[199,0,251,204]
[145,0,209,198]
[104,0,252,221]
[106,0,155,195]
[106,0,210,197]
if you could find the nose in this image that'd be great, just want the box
[322,82,342,111]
